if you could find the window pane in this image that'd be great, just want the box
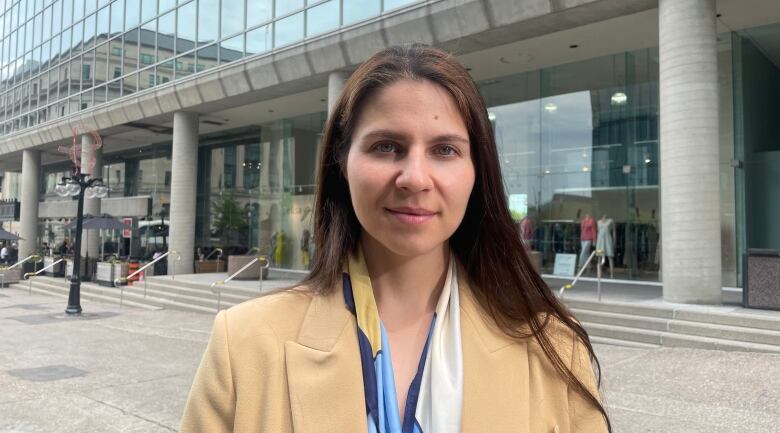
[197,0,217,45]
[124,28,138,73]
[157,10,174,61]
[53,0,63,34]
[306,0,338,37]
[73,0,84,21]
[219,34,242,64]
[43,7,51,41]
[159,0,174,13]
[247,0,271,28]
[123,72,136,94]
[71,20,83,54]
[177,50,195,78]
[125,0,139,29]
[343,0,378,25]
[141,0,156,22]
[176,1,194,54]
[97,6,109,40]
[194,45,214,73]
[95,42,108,84]
[85,0,97,15]
[245,24,270,56]
[84,13,96,48]
[220,0,243,39]
[273,12,302,48]
[110,0,124,36]
[275,0,302,17]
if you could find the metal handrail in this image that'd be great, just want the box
[23,258,65,295]
[5,253,43,270]
[114,250,180,307]
[210,255,270,311]
[201,248,223,262]
[558,249,605,301]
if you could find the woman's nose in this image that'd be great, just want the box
[395,152,433,192]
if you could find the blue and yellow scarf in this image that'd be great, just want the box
[343,249,464,433]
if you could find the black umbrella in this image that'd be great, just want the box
[63,214,131,231]
[0,227,23,241]
[63,214,131,259]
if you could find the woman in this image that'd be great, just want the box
[181,44,610,433]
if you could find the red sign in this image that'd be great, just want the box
[122,218,133,238]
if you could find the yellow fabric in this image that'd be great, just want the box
[347,248,383,357]
[180,278,609,433]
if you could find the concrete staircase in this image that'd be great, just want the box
[563,297,780,353]
[9,275,262,314]
[11,275,780,354]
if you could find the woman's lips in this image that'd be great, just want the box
[386,207,437,225]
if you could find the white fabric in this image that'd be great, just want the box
[414,256,463,433]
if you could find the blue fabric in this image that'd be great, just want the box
[344,271,435,433]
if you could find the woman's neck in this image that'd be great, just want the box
[360,235,449,330]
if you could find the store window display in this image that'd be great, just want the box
[596,215,616,278]
[579,213,597,269]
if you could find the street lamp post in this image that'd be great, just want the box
[55,172,109,315]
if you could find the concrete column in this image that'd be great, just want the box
[19,149,41,259]
[80,134,103,258]
[659,0,721,303]
[168,111,199,275]
[327,71,349,116]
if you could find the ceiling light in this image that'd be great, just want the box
[544,169,551,174]
[611,92,627,106]
[488,112,496,122]
[544,102,558,113]
[582,166,590,172]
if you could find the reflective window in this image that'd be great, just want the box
[198,0,218,45]
[97,6,109,38]
[157,10,174,61]
[245,24,270,56]
[384,0,419,11]
[123,27,138,73]
[275,0,302,18]
[274,11,303,48]
[247,0,271,28]
[141,0,156,22]
[125,0,139,30]
[221,0,243,39]
[84,13,96,48]
[220,34,242,64]
[307,0,338,37]
[110,0,123,36]
[176,1,194,54]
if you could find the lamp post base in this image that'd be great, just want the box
[65,305,82,315]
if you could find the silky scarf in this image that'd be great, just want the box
[343,249,463,433]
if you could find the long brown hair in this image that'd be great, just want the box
[304,44,611,431]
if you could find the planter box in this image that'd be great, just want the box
[43,256,65,277]
[227,255,269,280]
[195,260,226,273]
[0,267,21,286]
[65,259,88,280]
[96,262,116,286]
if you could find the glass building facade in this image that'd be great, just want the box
[0,0,423,136]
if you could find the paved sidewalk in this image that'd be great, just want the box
[1,286,779,432]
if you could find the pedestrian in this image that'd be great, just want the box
[0,242,8,264]
[181,44,609,433]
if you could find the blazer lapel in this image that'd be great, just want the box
[285,287,367,433]
[460,279,530,433]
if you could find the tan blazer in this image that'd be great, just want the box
[180,279,608,433]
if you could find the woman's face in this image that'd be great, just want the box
[346,79,475,258]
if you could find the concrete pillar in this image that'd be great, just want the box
[327,71,349,116]
[80,134,103,258]
[168,111,199,275]
[19,149,41,259]
[659,0,721,303]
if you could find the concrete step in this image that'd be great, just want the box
[565,297,780,331]
[17,278,225,315]
[570,308,670,332]
[10,281,158,311]
[142,279,265,300]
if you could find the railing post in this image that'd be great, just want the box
[597,251,603,302]
[143,268,148,298]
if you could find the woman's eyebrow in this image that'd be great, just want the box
[361,129,469,145]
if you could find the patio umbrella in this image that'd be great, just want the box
[63,214,131,259]
[0,227,23,241]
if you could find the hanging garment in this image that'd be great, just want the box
[596,219,614,258]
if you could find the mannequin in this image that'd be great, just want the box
[519,214,535,250]
[596,214,615,278]
[579,213,597,270]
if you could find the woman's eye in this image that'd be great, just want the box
[435,145,457,156]
[375,142,396,153]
